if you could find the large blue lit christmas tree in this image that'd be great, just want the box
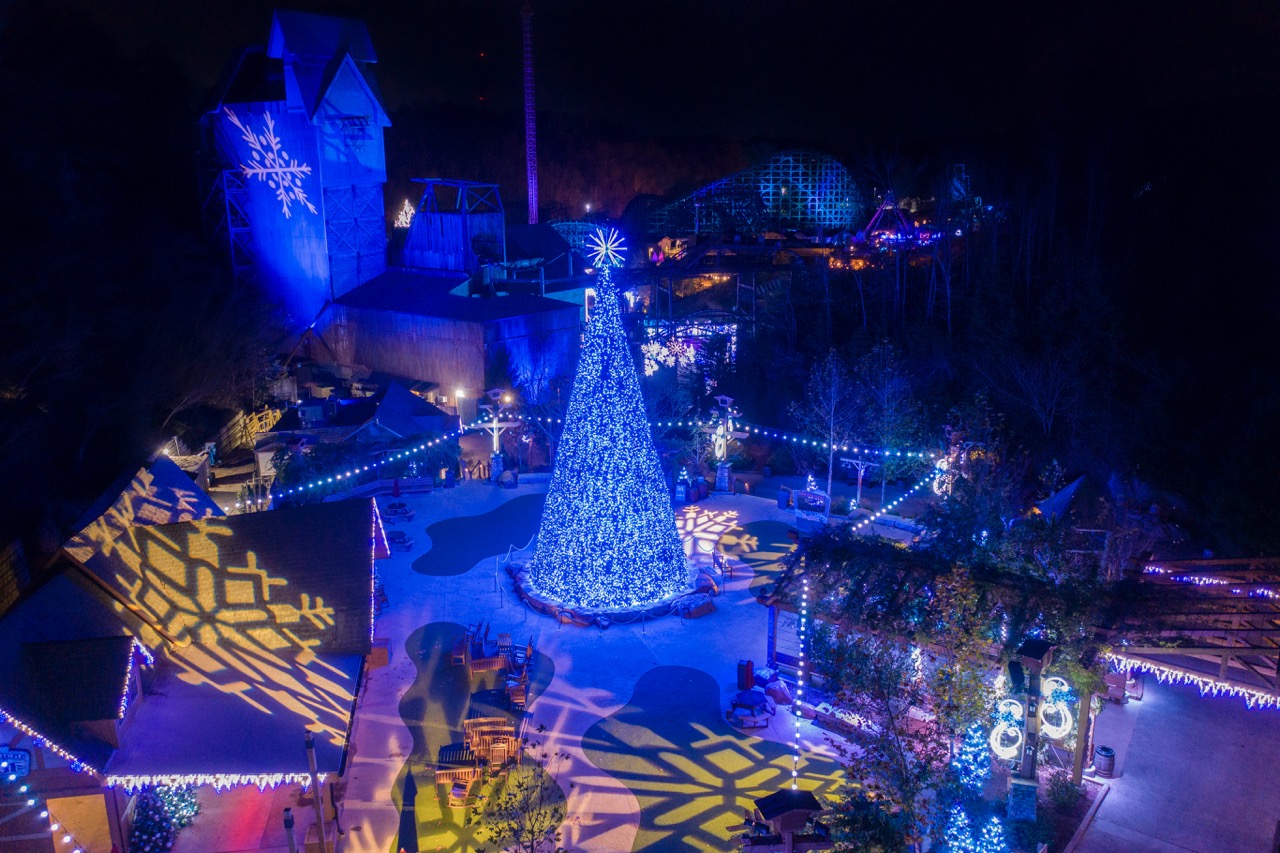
[528,229,690,609]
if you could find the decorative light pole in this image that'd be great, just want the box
[705,394,747,493]
[478,388,520,482]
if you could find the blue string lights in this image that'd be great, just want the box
[735,420,935,460]
[273,416,489,498]
[2,757,90,853]
[791,577,809,789]
[527,231,690,609]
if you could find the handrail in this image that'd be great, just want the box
[497,533,538,566]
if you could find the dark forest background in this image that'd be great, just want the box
[0,1,1278,554]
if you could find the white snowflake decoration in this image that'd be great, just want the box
[586,227,627,268]
[641,339,694,376]
[223,107,317,219]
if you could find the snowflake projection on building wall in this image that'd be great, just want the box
[585,227,627,268]
[223,107,318,219]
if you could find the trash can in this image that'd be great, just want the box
[1093,744,1115,778]
[777,486,790,509]
[737,659,754,690]
[444,469,456,489]
[697,478,710,500]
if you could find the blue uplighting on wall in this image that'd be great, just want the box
[527,232,689,609]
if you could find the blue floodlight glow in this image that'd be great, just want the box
[528,232,688,609]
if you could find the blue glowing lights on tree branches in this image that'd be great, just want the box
[951,723,992,794]
[943,805,976,853]
[975,816,1010,853]
[528,231,690,609]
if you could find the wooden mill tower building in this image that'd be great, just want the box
[202,10,390,326]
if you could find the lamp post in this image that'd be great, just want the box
[706,395,747,492]
[283,808,299,853]
[479,388,520,483]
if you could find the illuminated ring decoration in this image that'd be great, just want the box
[989,699,1024,760]
[932,457,952,496]
[1039,676,1074,740]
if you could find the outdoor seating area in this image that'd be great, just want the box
[432,684,530,810]
[382,500,415,522]
[451,622,536,707]
[386,528,414,551]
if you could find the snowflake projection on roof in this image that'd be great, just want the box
[585,227,627,268]
[73,517,365,747]
[223,107,318,219]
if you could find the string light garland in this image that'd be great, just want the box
[0,765,91,853]
[118,639,155,719]
[274,417,494,497]
[370,509,387,643]
[527,231,690,610]
[943,805,976,853]
[792,578,809,789]
[734,420,936,460]
[108,771,325,794]
[0,705,97,776]
[844,469,940,532]
[1106,653,1280,710]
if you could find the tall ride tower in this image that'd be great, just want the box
[522,2,539,225]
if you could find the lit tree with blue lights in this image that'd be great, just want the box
[975,816,1010,853]
[951,722,991,794]
[528,229,690,609]
[942,805,976,853]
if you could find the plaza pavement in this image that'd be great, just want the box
[334,480,916,853]
[1076,679,1280,852]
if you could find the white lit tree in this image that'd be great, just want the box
[527,229,689,609]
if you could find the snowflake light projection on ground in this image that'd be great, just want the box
[223,107,317,218]
[527,230,690,609]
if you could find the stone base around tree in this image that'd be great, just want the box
[506,563,713,628]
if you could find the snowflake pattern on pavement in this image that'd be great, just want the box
[223,107,318,218]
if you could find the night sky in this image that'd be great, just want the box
[40,0,1280,148]
[2,0,1279,546]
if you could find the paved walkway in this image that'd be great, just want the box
[1078,679,1280,852]
[335,481,891,853]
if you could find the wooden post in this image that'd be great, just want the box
[305,732,329,853]
[1071,691,1094,785]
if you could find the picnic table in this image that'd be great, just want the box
[731,689,774,716]
[384,501,415,521]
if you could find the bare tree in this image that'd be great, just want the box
[852,343,927,510]
[789,350,858,498]
[477,736,569,853]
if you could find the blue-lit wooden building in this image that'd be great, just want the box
[202,10,390,325]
